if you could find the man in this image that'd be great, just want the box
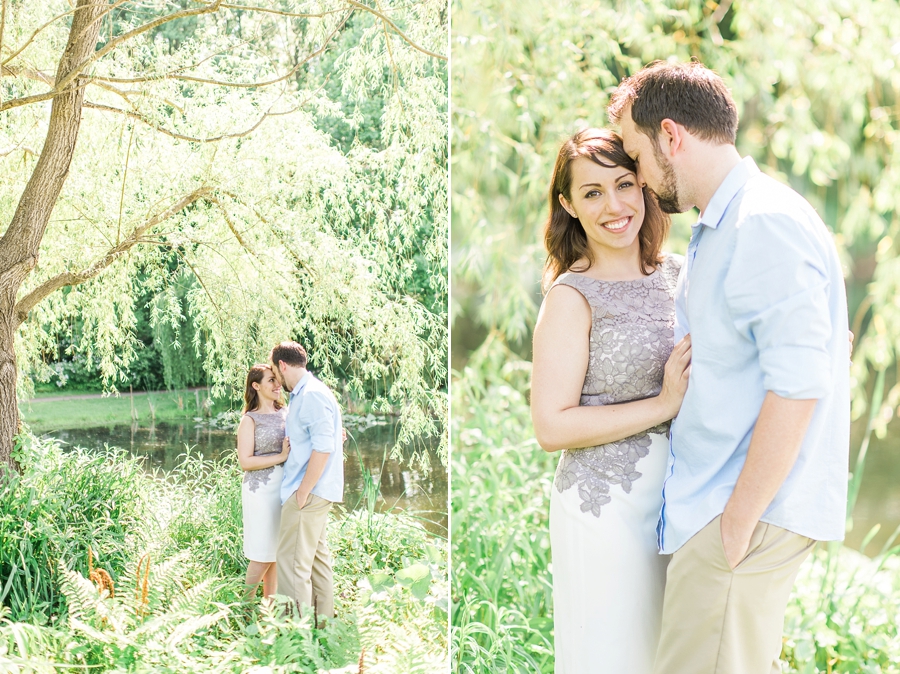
[270,340,344,619]
[608,61,850,673]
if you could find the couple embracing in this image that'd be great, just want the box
[236,341,344,620]
[532,62,850,673]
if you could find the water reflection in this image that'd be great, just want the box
[845,420,900,555]
[43,419,448,536]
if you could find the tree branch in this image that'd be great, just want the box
[345,0,446,61]
[89,10,349,90]
[0,0,8,66]
[14,186,214,323]
[1,4,350,110]
[1,64,53,85]
[83,100,298,143]
[26,1,226,108]
[221,0,447,60]
[216,188,316,278]
[218,3,337,18]
[1,7,78,67]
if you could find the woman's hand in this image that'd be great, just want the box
[658,334,692,420]
[281,436,291,459]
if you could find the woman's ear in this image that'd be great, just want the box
[252,382,260,392]
[558,193,578,219]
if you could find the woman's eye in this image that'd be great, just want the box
[585,189,601,198]
[618,181,633,189]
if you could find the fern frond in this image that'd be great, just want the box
[57,563,100,623]
[167,578,217,616]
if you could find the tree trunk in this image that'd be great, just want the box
[0,0,107,471]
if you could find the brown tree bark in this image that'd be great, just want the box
[0,0,107,471]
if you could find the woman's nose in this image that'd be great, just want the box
[605,191,623,213]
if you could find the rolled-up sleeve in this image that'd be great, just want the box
[724,213,832,399]
[300,391,337,453]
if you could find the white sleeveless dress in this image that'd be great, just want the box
[548,255,681,673]
[241,409,287,563]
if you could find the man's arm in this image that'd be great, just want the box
[295,450,329,508]
[294,392,337,507]
[721,212,834,567]
[720,392,817,568]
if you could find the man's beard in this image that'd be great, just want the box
[651,146,686,214]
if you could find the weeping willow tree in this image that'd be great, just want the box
[0,0,448,472]
[452,0,900,429]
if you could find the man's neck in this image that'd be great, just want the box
[687,144,743,215]
[285,366,308,392]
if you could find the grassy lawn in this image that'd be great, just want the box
[21,389,234,433]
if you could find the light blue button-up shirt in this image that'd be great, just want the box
[280,371,344,505]
[658,156,850,555]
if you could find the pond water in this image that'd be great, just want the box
[845,420,900,555]
[41,418,448,537]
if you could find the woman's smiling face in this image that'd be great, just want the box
[559,156,645,256]
[255,368,283,402]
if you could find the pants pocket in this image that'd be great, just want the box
[717,516,768,571]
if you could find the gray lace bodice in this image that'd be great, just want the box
[242,409,287,492]
[552,255,682,517]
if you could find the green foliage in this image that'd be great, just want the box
[783,543,900,673]
[5,0,448,462]
[450,343,554,673]
[0,437,154,623]
[0,434,448,671]
[452,0,900,418]
[450,355,900,673]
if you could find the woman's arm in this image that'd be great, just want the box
[236,416,290,471]
[530,284,691,453]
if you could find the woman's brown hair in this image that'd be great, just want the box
[242,364,285,414]
[542,128,670,292]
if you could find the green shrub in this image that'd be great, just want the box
[0,434,448,672]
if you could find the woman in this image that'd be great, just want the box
[237,364,290,599]
[531,128,691,673]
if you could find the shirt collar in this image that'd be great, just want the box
[289,370,311,398]
[696,156,760,230]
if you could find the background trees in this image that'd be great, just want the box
[0,0,448,470]
[452,0,900,425]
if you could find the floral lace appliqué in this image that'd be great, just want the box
[242,409,286,493]
[552,256,681,517]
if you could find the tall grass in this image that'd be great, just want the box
[451,340,900,673]
[0,434,448,672]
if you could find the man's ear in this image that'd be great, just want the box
[558,193,577,219]
[658,118,686,158]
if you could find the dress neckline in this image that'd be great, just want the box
[564,265,659,284]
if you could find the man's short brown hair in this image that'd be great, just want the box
[270,341,308,368]
[608,61,738,145]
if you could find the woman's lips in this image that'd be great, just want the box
[601,216,631,232]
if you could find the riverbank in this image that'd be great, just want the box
[1,435,448,672]
[22,388,386,435]
[22,389,224,433]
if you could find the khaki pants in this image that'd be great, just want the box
[653,515,815,674]
[276,492,334,618]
